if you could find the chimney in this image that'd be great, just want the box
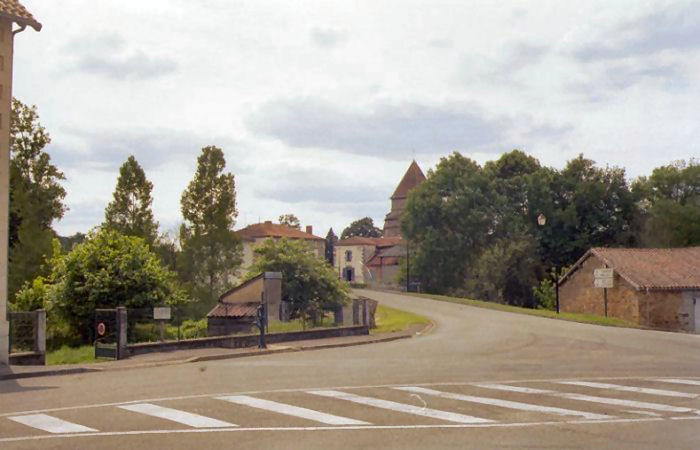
[306,225,313,235]
[264,220,272,225]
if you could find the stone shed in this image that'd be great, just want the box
[559,247,700,333]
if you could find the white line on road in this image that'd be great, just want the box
[8,414,98,434]
[557,381,697,398]
[3,416,698,444]
[476,384,696,414]
[118,403,236,428]
[652,378,700,387]
[217,395,369,425]
[394,386,612,420]
[308,390,494,424]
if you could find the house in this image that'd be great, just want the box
[559,247,700,333]
[0,0,42,365]
[235,221,325,281]
[333,236,403,283]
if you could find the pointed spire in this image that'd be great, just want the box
[391,160,426,199]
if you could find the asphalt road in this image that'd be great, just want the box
[1,289,699,449]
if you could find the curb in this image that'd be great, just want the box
[0,367,103,381]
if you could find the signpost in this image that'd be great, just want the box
[594,268,614,316]
[153,307,171,342]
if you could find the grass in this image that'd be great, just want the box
[371,304,431,334]
[46,345,99,365]
[405,292,639,328]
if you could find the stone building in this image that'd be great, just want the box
[333,236,402,284]
[0,0,41,365]
[559,247,700,333]
[383,160,426,237]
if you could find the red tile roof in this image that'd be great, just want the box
[0,0,41,31]
[207,302,259,318]
[391,160,426,200]
[237,222,324,241]
[562,247,700,291]
[336,236,404,247]
[366,244,406,267]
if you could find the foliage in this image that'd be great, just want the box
[58,232,86,252]
[16,230,187,343]
[103,155,159,245]
[47,345,98,365]
[246,238,350,323]
[278,213,301,229]
[8,98,67,300]
[179,146,242,317]
[532,277,555,310]
[340,217,382,239]
[633,159,700,247]
[324,228,338,265]
[371,304,430,334]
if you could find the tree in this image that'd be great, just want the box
[8,98,67,300]
[103,155,159,245]
[15,230,186,343]
[179,146,242,316]
[325,228,338,265]
[278,214,301,229]
[340,217,382,240]
[246,238,349,323]
[633,159,700,247]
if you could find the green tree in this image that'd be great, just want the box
[278,213,301,229]
[179,146,242,316]
[8,98,67,300]
[103,155,159,245]
[246,238,349,323]
[16,230,186,343]
[324,228,338,265]
[633,159,700,247]
[340,217,382,240]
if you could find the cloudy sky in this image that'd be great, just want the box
[13,0,700,237]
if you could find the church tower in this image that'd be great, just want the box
[383,160,426,237]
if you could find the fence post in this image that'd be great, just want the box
[35,309,46,365]
[116,307,127,360]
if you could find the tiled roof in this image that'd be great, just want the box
[237,222,324,241]
[207,301,259,318]
[0,0,41,31]
[336,236,404,247]
[391,160,426,199]
[366,244,406,267]
[562,247,700,291]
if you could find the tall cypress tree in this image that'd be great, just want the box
[179,146,242,315]
[103,155,159,245]
[325,228,337,265]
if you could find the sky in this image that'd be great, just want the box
[12,0,700,238]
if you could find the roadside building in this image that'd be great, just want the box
[559,247,700,333]
[235,221,325,281]
[334,236,402,284]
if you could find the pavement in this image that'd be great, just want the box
[1,289,699,449]
[0,325,427,381]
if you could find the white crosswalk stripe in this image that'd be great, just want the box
[652,378,700,387]
[558,381,697,398]
[394,386,613,420]
[118,403,236,428]
[307,390,494,424]
[476,383,697,414]
[8,414,97,434]
[217,395,370,425]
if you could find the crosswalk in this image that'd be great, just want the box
[2,377,699,441]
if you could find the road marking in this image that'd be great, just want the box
[394,386,612,420]
[476,384,695,414]
[8,414,98,434]
[217,395,369,425]
[652,378,700,387]
[3,416,698,444]
[308,390,494,424]
[118,403,235,428]
[558,381,697,398]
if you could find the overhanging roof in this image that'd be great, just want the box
[0,0,41,31]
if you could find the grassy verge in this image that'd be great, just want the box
[372,304,431,334]
[267,315,336,333]
[46,345,99,365]
[405,292,639,328]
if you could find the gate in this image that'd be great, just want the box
[94,308,120,359]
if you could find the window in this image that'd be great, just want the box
[345,250,352,262]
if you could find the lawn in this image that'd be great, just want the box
[406,292,639,328]
[372,304,431,334]
[46,345,99,365]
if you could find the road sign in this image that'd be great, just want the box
[594,268,613,279]
[153,307,171,320]
[594,278,613,288]
[96,322,106,336]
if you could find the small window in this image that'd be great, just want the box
[345,250,352,262]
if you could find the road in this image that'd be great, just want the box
[1,289,699,449]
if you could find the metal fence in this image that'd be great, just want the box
[8,311,37,354]
[127,306,208,343]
